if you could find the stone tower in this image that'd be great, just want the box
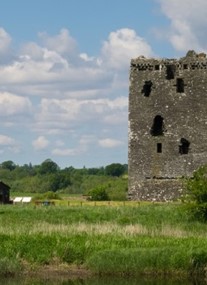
[128,51,207,201]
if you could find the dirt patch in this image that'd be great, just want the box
[23,263,93,281]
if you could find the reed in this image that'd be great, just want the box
[0,203,206,278]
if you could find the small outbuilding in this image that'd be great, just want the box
[0,181,10,204]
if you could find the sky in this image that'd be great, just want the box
[0,0,206,168]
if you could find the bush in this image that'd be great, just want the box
[186,165,207,221]
[88,186,109,201]
[33,191,61,201]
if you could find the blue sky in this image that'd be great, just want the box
[0,0,206,168]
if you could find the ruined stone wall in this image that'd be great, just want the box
[128,51,207,201]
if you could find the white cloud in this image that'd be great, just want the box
[0,92,32,116]
[0,28,11,55]
[0,134,15,146]
[158,0,207,52]
[20,42,45,61]
[0,134,19,153]
[98,138,123,148]
[100,28,153,69]
[0,27,152,166]
[34,96,128,134]
[0,28,148,100]
[32,136,49,150]
[52,135,95,157]
[52,147,79,156]
[38,28,78,57]
[79,53,94,62]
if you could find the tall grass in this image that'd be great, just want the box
[0,203,206,277]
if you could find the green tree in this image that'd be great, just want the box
[38,159,59,175]
[186,165,207,221]
[1,160,16,171]
[105,163,126,177]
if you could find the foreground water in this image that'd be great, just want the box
[0,277,204,285]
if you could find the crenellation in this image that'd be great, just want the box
[131,61,207,72]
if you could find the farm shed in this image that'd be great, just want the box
[0,181,10,204]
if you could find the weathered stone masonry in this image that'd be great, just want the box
[128,51,207,201]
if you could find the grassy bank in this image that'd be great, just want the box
[0,203,206,278]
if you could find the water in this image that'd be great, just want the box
[0,276,203,285]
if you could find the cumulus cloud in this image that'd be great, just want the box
[0,134,19,153]
[98,138,123,148]
[52,147,80,156]
[0,134,15,146]
[0,28,151,98]
[38,28,78,57]
[52,135,96,156]
[100,28,153,69]
[32,136,49,150]
[21,42,45,61]
[79,53,95,62]
[0,28,11,55]
[0,92,32,116]
[158,0,207,52]
[34,96,128,134]
[0,27,151,165]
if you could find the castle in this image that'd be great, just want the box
[128,51,207,201]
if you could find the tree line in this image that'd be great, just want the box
[0,159,128,200]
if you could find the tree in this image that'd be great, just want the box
[1,160,16,171]
[105,163,126,177]
[186,165,207,221]
[38,159,59,175]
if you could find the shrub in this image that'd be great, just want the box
[185,165,207,221]
[33,191,61,201]
[88,186,109,201]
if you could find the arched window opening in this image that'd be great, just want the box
[142,81,153,97]
[179,138,190,154]
[150,115,165,136]
[166,64,176,80]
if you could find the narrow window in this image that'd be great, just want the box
[183,64,188,69]
[157,143,162,153]
[176,78,184,93]
[150,115,165,136]
[166,64,176,80]
[155,65,160,70]
[179,138,190,154]
[141,81,153,97]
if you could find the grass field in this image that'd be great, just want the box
[0,202,207,279]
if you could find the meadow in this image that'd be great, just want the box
[0,201,207,280]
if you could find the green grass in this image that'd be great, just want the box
[0,203,206,278]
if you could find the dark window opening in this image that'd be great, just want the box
[157,143,162,153]
[176,78,185,93]
[166,64,176,80]
[150,115,165,136]
[183,64,188,69]
[179,138,190,154]
[155,65,160,70]
[141,81,153,97]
